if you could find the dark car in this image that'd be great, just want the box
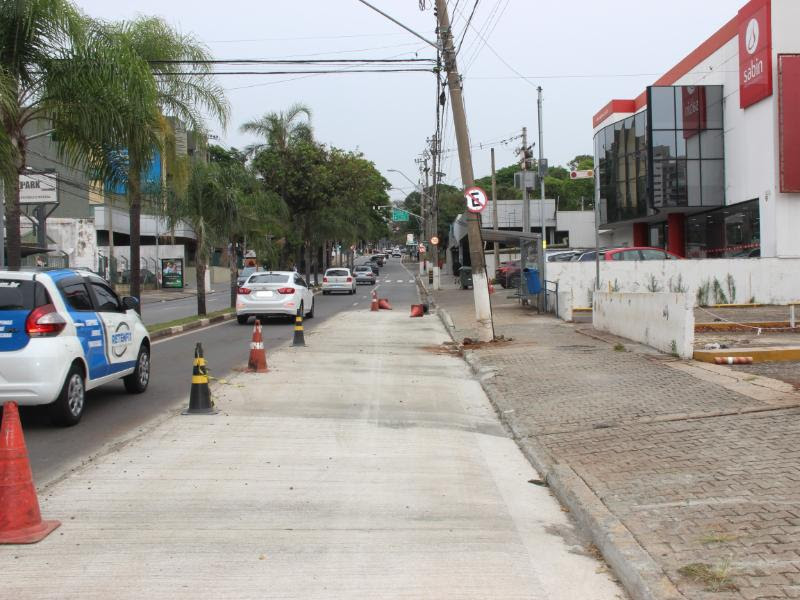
[370,254,386,267]
[495,261,521,288]
[458,266,473,290]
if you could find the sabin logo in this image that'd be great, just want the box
[745,18,759,55]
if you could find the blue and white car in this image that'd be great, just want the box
[0,269,151,426]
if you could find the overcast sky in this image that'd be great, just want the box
[73,0,744,202]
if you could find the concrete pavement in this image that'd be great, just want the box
[429,280,800,600]
[2,284,627,598]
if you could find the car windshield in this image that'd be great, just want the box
[326,269,349,277]
[354,267,371,272]
[248,273,290,284]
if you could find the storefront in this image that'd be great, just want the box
[592,0,800,258]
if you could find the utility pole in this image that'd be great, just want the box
[537,86,547,310]
[491,148,498,277]
[0,180,5,268]
[521,127,529,236]
[435,0,494,341]
[430,134,440,290]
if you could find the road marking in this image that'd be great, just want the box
[353,302,359,306]
[396,280,404,283]
[408,279,414,283]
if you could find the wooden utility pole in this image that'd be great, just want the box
[521,127,529,236]
[435,0,494,341]
[491,148,498,276]
[431,134,441,290]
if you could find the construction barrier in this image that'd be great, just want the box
[292,306,306,347]
[0,402,60,544]
[183,343,218,415]
[247,319,268,373]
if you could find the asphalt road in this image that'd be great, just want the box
[140,289,231,325]
[21,258,421,485]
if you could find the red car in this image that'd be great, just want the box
[573,247,683,261]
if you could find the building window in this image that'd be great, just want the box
[686,199,760,258]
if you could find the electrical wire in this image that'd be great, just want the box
[455,0,480,56]
[156,68,433,76]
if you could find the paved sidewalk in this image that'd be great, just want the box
[430,283,800,600]
[1,309,624,599]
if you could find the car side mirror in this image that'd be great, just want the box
[121,296,139,311]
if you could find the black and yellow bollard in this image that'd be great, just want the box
[182,342,219,415]
[292,306,306,347]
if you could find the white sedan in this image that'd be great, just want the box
[236,271,315,324]
[322,268,356,295]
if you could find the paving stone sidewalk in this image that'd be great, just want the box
[431,284,800,600]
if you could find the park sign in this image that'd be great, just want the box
[391,208,410,222]
[19,172,57,204]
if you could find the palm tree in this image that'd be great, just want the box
[0,0,158,268]
[240,103,312,157]
[111,16,229,302]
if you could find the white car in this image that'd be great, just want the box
[322,268,356,295]
[236,271,315,324]
[0,269,151,426]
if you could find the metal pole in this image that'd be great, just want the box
[522,127,529,235]
[436,0,494,341]
[537,87,547,310]
[491,148,498,278]
[595,158,601,293]
[36,204,46,248]
[431,135,440,290]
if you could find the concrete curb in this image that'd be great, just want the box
[693,345,800,363]
[434,310,682,600]
[149,311,236,341]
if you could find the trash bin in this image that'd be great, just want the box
[458,266,473,290]
[522,268,541,294]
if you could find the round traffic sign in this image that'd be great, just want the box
[430,236,439,246]
[464,186,488,213]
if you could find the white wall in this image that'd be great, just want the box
[549,258,800,310]
[555,211,596,247]
[46,218,98,269]
[593,292,695,358]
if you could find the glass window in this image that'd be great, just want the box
[649,87,676,129]
[248,274,290,284]
[641,249,668,260]
[621,250,643,260]
[610,251,624,261]
[295,276,308,288]
[652,131,676,160]
[61,283,93,311]
[704,86,724,129]
[700,129,724,159]
[687,160,702,206]
[325,269,350,277]
[701,160,725,205]
[0,280,50,310]
[90,283,121,312]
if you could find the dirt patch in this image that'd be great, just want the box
[420,344,463,356]
[461,335,516,350]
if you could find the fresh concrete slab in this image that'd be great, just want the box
[3,310,624,600]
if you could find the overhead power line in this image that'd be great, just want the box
[157,68,433,76]
[148,58,435,65]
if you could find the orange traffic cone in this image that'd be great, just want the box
[247,319,268,373]
[410,304,424,317]
[370,290,379,312]
[378,298,392,310]
[0,402,60,544]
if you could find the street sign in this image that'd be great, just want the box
[464,186,488,213]
[570,169,594,180]
[391,208,409,222]
[19,172,57,205]
[418,243,426,253]
[430,236,439,246]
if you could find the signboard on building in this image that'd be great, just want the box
[779,54,800,193]
[738,0,772,109]
[682,86,707,138]
[161,258,184,289]
[19,172,57,204]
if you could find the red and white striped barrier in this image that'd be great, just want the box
[714,356,753,365]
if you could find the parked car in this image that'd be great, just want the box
[369,254,386,267]
[496,261,521,288]
[236,271,314,324]
[237,266,261,287]
[353,265,377,285]
[367,262,380,275]
[572,247,683,262]
[322,268,356,295]
[0,268,151,426]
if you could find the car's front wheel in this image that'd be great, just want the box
[50,363,85,427]
[124,344,151,394]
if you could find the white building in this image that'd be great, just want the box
[592,0,800,259]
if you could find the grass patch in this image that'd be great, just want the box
[699,532,738,544]
[613,343,626,352]
[678,560,737,592]
[149,308,234,333]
